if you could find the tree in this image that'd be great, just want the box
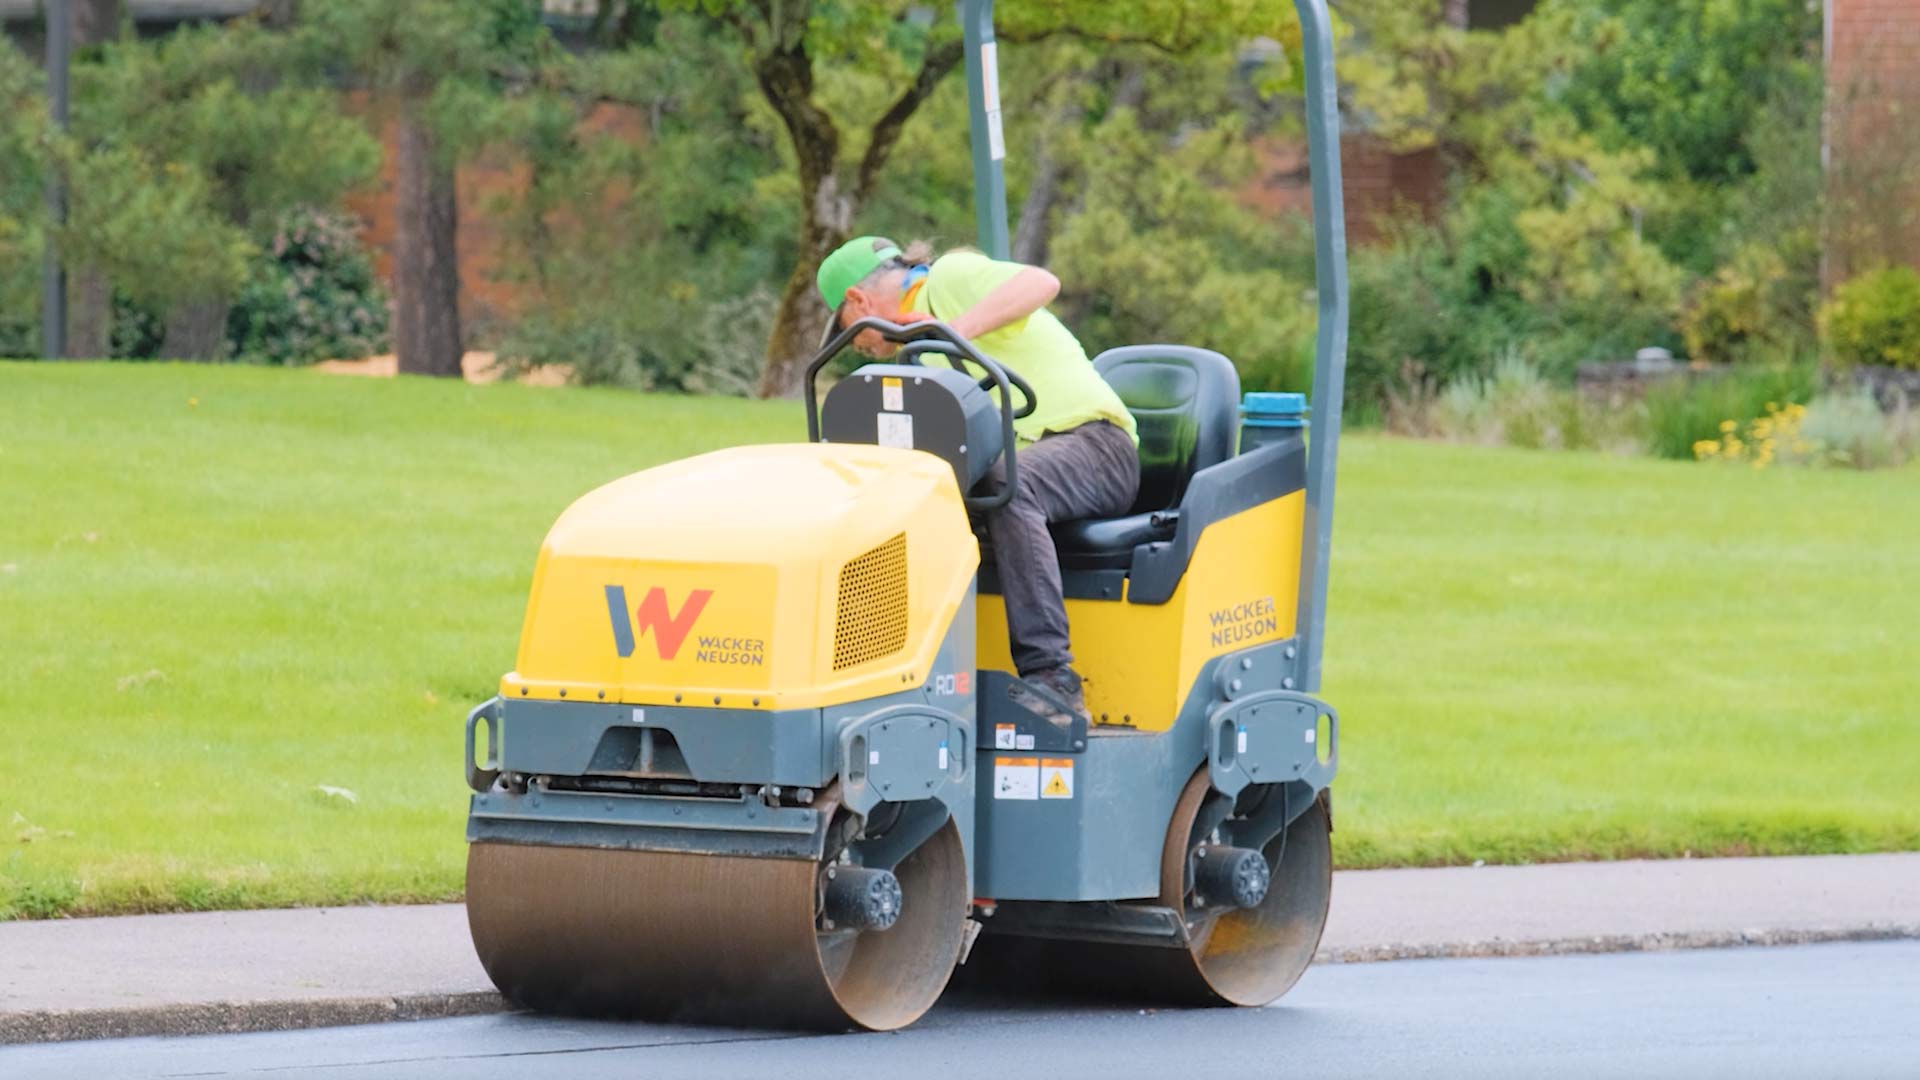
[63,0,123,359]
[490,16,794,391]
[1549,0,1821,187]
[651,0,1302,397]
[0,39,48,356]
[62,20,380,359]
[311,0,548,376]
[987,37,1315,377]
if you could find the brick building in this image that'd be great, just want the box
[1823,0,1920,284]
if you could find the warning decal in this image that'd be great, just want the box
[994,756,1038,800]
[876,412,914,449]
[1040,758,1074,799]
[882,377,904,411]
[994,723,1016,750]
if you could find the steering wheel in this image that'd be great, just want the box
[895,340,1037,419]
[804,317,1029,512]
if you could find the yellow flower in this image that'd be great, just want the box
[1719,419,1738,434]
[1693,439,1722,459]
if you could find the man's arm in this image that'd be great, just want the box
[946,266,1060,340]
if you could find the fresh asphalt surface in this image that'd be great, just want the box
[6,942,1915,1079]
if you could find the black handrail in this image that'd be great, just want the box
[896,340,1038,419]
[804,317,1023,512]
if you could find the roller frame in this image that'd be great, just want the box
[465,0,1347,1028]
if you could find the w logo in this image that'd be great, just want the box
[604,585,713,661]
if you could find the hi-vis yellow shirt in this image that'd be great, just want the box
[906,251,1138,446]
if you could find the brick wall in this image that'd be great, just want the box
[1824,0,1920,284]
[1244,135,1446,246]
[342,96,647,336]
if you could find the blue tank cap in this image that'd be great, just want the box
[1241,391,1309,428]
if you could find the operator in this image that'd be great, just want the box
[817,236,1139,722]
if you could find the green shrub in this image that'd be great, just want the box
[1679,239,1819,365]
[498,286,770,394]
[1819,266,1920,371]
[1418,349,1642,452]
[1236,333,1314,396]
[112,295,166,359]
[1347,176,1685,422]
[226,208,389,365]
[1346,207,1534,412]
[1800,390,1918,471]
[1644,364,1819,459]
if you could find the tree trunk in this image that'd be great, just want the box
[72,0,121,45]
[66,271,111,358]
[1012,141,1061,266]
[393,99,463,377]
[159,298,231,361]
[756,174,854,399]
[62,0,121,358]
[757,239,838,399]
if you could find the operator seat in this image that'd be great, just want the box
[1050,345,1241,569]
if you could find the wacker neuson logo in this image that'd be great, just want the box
[604,585,711,661]
[603,585,767,666]
[1208,596,1279,647]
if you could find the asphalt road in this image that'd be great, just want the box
[6,942,1915,1079]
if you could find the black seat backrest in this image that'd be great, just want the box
[1093,345,1241,515]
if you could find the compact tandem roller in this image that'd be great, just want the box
[462,0,1351,1032]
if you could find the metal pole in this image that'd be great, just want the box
[1290,0,1349,696]
[960,0,1009,259]
[41,0,70,359]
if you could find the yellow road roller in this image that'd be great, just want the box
[462,0,1350,1032]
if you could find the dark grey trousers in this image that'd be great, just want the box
[985,420,1140,677]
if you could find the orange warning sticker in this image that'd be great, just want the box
[994,723,1016,750]
[1040,758,1074,799]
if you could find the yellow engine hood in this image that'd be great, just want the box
[502,443,976,710]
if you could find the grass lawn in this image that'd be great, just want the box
[2,362,1916,918]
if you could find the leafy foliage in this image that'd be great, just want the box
[0,40,44,356]
[1819,267,1920,372]
[59,147,254,315]
[488,14,790,389]
[228,208,391,366]
[1319,0,1832,412]
[1548,0,1823,186]
[1679,241,1816,366]
[78,25,380,232]
[1041,48,1317,386]
[1410,349,1643,452]
[1643,364,1818,460]
[1798,390,1919,470]
[22,19,385,342]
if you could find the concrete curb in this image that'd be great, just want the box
[0,991,507,1047]
[6,924,1917,1046]
[1313,923,1920,965]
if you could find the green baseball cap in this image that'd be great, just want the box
[817,236,903,311]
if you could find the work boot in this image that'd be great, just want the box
[1013,666,1090,724]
